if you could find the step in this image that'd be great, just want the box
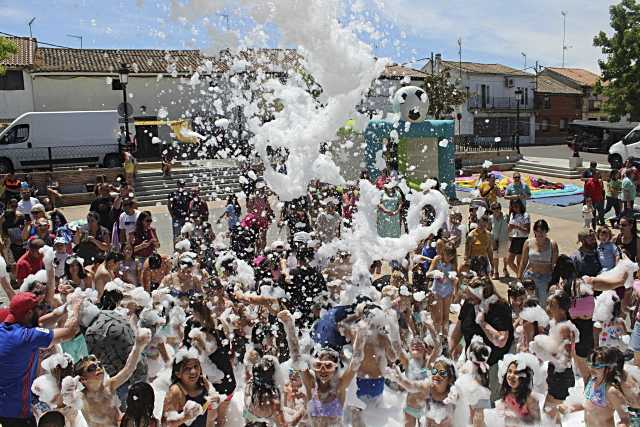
[134,185,243,198]
[513,165,582,179]
[135,168,241,179]
[516,160,578,173]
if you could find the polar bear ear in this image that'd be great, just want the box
[415,89,425,99]
[399,92,408,104]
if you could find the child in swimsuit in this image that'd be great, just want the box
[427,242,458,338]
[497,356,540,426]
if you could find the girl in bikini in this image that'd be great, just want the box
[497,355,541,426]
[277,309,365,427]
[389,357,458,427]
[560,347,630,427]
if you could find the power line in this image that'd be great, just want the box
[0,30,72,49]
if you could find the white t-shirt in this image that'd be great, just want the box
[17,197,40,216]
[118,211,139,236]
[582,205,594,220]
[509,212,530,238]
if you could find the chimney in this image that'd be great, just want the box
[435,53,442,73]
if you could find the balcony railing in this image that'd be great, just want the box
[468,96,533,111]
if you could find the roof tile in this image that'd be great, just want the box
[433,60,532,77]
[544,67,600,87]
[0,37,36,68]
[535,75,582,95]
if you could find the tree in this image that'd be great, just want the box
[423,71,467,119]
[0,37,18,75]
[593,0,640,121]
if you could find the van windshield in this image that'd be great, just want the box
[0,124,29,145]
[624,129,640,146]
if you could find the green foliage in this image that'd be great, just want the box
[593,0,640,121]
[0,37,18,75]
[423,72,467,119]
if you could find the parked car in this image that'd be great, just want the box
[0,110,123,173]
[608,123,640,169]
[566,120,637,156]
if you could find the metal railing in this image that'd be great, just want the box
[468,96,533,111]
[454,135,517,152]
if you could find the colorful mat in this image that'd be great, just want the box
[455,172,583,199]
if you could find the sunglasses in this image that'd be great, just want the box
[431,367,449,377]
[312,360,337,371]
[513,175,521,179]
[85,361,102,374]
[144,219,152,224]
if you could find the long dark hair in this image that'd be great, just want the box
[134,211,153,237]
[548,289,572,321]
[590,347,625,391]
[509,198,526,216]
[500,362,533,408]
[227,194,241,217]
[171,356,206,391]
[64,257,87,280]
[550,254,577,292]
[250,356,280,407]
[120,382,156,427]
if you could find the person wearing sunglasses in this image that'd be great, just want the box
[74,327,150,427]
[504,173,531,208]
[558,347,630,427]
[277,309,365,427]
[387,357,458,427]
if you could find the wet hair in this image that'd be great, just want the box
[591,347,625,390]
[134,211,153,237]
[120,382,156,427]
[171,356,206,390]
[467,340,491,387]
[105,251,124,264]
[64,257,87,279]
[467,276,497,301]
[148,253,162,270]
[74,355,101,378]
[433,359,457,393]
[38,411,66,427]
[500,361,534,407]
[548,289,572,321]
[549,254,577,290]
[98,289,124,310]
[251,357,280,407]
[507,283,526,302]
[533,219,549,233]
[523,297,542,337]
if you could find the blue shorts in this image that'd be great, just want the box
[356,377,384,399]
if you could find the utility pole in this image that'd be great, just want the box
[430,52,434,75]
[457,37,462,82]
[561,10,567,67]
[28,17,36,39]
[521,52,527,70]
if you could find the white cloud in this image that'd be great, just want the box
[379,0,617,72]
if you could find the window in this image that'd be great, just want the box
[624,130,640,146]
[541,119,549,131]
[0,70,25,91]
[559,119,567,130]
[575,96,582,110]
[543,96,551,109]
[0,124,29,145]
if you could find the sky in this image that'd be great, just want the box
[0,0,618,73]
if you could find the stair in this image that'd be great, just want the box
[133,165,243,207]
[513,159,583,179]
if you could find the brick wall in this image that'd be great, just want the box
[10,167,123,207]
[535,93,582,143]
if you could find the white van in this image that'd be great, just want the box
[608,123,640,168]
[0,111,123,173]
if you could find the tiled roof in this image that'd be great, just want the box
[0,37,36,68]
[432,60,531,77]
[216,48,303,74]
[536,75,582,95]
[33,48,206,74]
[545,67,600,87]
[381,64,426,79]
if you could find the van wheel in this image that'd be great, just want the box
[608,154,622,170]
[103,154,122,168]
[0,159,14,174]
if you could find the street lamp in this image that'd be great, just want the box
[515,88,523,154]
[118,63,131,149]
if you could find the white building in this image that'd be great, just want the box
[423,57,537,145]
[362,64,427,116]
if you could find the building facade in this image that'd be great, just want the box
[540,67,607,121]
[423,57,536,145]
[534,75,583,144]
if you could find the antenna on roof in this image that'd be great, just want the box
[561,10,568,67]
[67,34,83,49]
[457,37,462,82]
[28,17,36,39]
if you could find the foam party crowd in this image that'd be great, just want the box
[2,2,640,427]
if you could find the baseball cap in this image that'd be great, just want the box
[54,236,67,246]
[0,307,9,323]
[20,182,30,190]
[4,292,39,324]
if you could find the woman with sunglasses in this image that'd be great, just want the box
[73,211,111,266]
[160,253,206,303]
[129,211,160,264]
[277,309,365,427]
[559,347,630,427]
[388,357,458,427]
